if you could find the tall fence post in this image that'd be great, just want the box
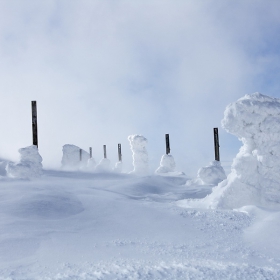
[165,134,170,155]
[103,145,107,159]
[213,127,220,161]
[80,149,82,161]
[89,147,92,158]
[31,101,38,147]
[118,143,122,162]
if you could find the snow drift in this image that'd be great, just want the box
[95,158,111,172]
[61,144,90,170]
[128,135,149,175]
[155,154,176,174]
[197,160,226,185]
[6,145,43,178]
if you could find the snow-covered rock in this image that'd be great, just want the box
[128,135,149,175]
[61,144,90,170]
[155,154,176,174]
[199,93,280,209]
[6,145,43,178]
[197,160,226,185]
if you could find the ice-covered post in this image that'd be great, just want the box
[89,147,92,158]
[213,128,220,161]
[79,149,82,161]
[118,144,122,162]
[31,101,38,147]
[103,145,107,159]
[165,134,170,155]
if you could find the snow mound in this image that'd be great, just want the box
[128,135,149,175]
[184,93,280,210]
[87,158,96,171]
[61,144,90,170]
[197,160,226,185]
[95,158,111,172]
[114,161,122,173]
[155,154,176,174]
[6,145,43,178]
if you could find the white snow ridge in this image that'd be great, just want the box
[184,92,280,210]
[6,145,43,179]
[128,135,149,175]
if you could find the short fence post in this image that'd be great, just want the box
[89,147,92,158]
[103,145,107,159]
[165,134,170,155]
[80,149,82,161]
[118,144,122,162]
[213,128,220,161]
[31,101,38,147]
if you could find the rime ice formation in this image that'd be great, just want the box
[95,158,111,172]
[197,93,280,210]
[61,144,90,170]
[197,160,226,185]
[128,135,149,175]
[155,154,176,174]
[6,145,43,178]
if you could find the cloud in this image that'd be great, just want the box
[0,0,280,175]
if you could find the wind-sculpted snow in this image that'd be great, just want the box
[6,145,43,178]
[155,154,176,174]
[95,158,111,172]
[128,135,149,175]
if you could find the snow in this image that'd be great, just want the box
[6,145,43,178]
[155,154,176,174]
[128,135,149,175]
[1,93,280,278]
[114,161,122,173]
[95,158,111,172]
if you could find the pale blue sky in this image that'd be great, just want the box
[0,0,280,175]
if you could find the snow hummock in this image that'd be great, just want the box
[6,145,43,178]
[61,144,90,170]
[180,93,280,210]
[197,160,226,185]
[128,135,149,175]
[155,154,176,174]
[95,158,111,172]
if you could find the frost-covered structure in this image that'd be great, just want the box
[155,154,176,174]
[128,135,149,175]
[201,93,280,209]
[6,145,43,178]
[95,158,111,172]
[61,144,90,170]
[197,160,226,185]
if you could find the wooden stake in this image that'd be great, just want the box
[80,149,82,161]
[118,143,122,162]
[31,101,38,147]
[165,134,170,155]
[103,145,107,159]
[89,147,92,158]
[213,128,220,161]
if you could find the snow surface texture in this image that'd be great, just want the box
[128,135,149,175]
[155,154,176,174]
[95,158,111,172]
[182,93,280,210]
[6,145,43,179]
[197,160,226,185]
[61,144,90,171]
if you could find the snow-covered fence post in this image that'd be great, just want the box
[79,149,82,161]
[213,128,220,161]
[118,144,122,162]
[31,101,38,147]
[103,145,107,159]
[89,147,92,158]
[165,134,170,155]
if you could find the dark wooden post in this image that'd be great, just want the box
[165,134,170,155]
[89,147,92,158]
[80,149,82,161]
[213,128,220,161]
[31,101,38,147]
[118,143,122,162]
[103,145,107,159]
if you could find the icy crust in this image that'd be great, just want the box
[6,145,43,178]
[128,135,149,175]
[199,93,280,209]
[61,144,90,170]
[155,154,176,174]
[197,160,226,185]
